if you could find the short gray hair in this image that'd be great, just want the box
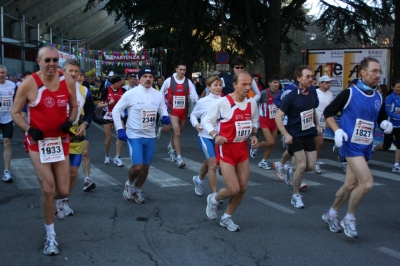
[0,65,7,73]
[62,59,80,71]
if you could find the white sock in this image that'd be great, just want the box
[345,213,355,220]
[261,159,266,163]
[84,176,90,182]
[197,176,203,183]
[127,180,134,186]
[328,207,337,217]
[170,148,175,153]
[177,155,181,159]
[45,223,56,236]
[394,163,399,167]
[221,213,231,220]
[210,193,218,205]
[292,194,300,198]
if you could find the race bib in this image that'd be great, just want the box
[350,118,374,145]
[318,111,326,128]
[103,111,113,120]
[38,137,65,163]
[233,120,252,142]
[395,107,400,115]
[173,96,186,109]
[141,110,157,129]
[0,96,12,112]
[300,109,314,130]
[268,104,277,119]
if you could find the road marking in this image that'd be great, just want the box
[163,157,262,186]
[317,159,386,185]
[11,158,121,189]
[376,247,400,260]
[252,196,295,214]
[121,158,190,187]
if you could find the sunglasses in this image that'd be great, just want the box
[43,58,59,63]
[234,66,244,69]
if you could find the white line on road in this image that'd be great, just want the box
[252,196,295,214]
[121,158,190,187]
[376,247,400,260]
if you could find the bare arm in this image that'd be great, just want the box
[275,109,292,144]
[66,75,78,122]
[11,76,34,132]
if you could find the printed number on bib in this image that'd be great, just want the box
[350,118,373,145]
[0,96,12,112]
[395,107,400,115]
[300,109,314,130]
[318,112,326,128]
[268,104,277,119]
[233,120,252,142]
[173,96,186,109]
[38,137,65,163]
[141,110,157,129]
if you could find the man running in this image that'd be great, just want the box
[161,62,198,168]
[322,57,392,238]
[203,71,259,231]
[275,65,321,209]
[11,45,78,255]
[0,65,17,183]
[113,68,171,203]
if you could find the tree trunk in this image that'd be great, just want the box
[392,2,400,82]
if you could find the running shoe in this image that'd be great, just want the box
[193,176,203,196]
[219,200,224,205]
[322,212,342,233]
[83,178,96,192]
[392,165,400,173]
[123,181,135,201]
[220,217,240,232]
[299,182,308,189]
[63,199,74,216]
[341,162,347,172]
[132,188,145,204]
[258,160,271,170]
[217,165,222,176]
[167,142,172,152]
[2,170,12,183]
[156,126,162,139]
[169,150,177,163]
[43,235,58,256]
[177,157,185,168]
[206,193,218,220]
[113,156,123,167]
[340,218,358,238]
[272,162,285,181]
[314,163,322,174]
[291,195,305,208]
[284,164,293,186]
[281,135,287,149]
[250,148,258,158]
[54,199,65,220]
[104,155,110,164]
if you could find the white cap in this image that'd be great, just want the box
[108,71,115,77]
[319,75,333,82]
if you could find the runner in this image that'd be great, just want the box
[0,65,17,183]
[190,76,222,196]
[203,71,259,231]
[161,62,198,168]
[321,57,392,238]
[112,68,171,203]
[11,44,78,255]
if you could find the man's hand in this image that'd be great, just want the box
[60,120,73,134]
[28,127,44,141]
[117,129,128,142]
[334,129,348,147]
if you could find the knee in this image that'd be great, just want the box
[70,169,78,181]
[82,149,89,159]
[132,164,144,172]
[173,130,182,138]
[265,139,275,147]
[361,180,374,192]
[296,162,307,172]
[41,183,55,198]
[3,139,12,148]
[239,185,247,195]
[208,162,217,172]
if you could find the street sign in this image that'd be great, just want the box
[216,51,229,64]
[216,64,229,71]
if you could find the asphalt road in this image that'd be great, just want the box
[1,122,400,266]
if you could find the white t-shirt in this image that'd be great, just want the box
[0,80,16,123]
[316,89,333,115]
[112,84,168,138]
[190,93,221,139]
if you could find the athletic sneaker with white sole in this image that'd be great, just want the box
[63,199,74,216]
[291,194,305,208]
[258,160,271,170]
[132,188,145,204]
[193,176,203,196]
[169,150,177,162]
[220,217,240,232]
[83,178,96,192]
[284,165,293,186]
[299,182,308,189]
[314,163,322,173]
[43,235,58,255]
[322,212,342,233]
[250,148,258,158]
[272,162,285,181]
[2,170,12,183]
[177,157,185,168]
[392,165,400,173]
[104,155,110,164]
[340,218,358,238]
[54,199,65,220]
[167,142,172,152]
[123,181,135,201]
[206,194,218,220]
[113,156,123,167]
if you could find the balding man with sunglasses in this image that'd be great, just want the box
[11,44,78,256]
